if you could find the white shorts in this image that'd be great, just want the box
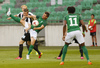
[65,30,85,44]
[29,29,37,40]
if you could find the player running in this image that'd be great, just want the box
[7,8,50,59]
[60,6,92,65]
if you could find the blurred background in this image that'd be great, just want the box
[0,0,100,46]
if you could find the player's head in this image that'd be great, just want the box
[23,9,29,16]
[42,12,50,20]
[91,14,95,19]
[67,6,75,14]
[21,5,27,12]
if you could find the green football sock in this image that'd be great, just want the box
[62,44,68,62]
[10,14,21,23]
[28,45,34,55]
[81,46,90,62]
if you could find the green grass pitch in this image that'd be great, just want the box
[0,46,100,68]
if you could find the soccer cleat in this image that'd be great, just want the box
[39,53,43,58]
[15,56,22,59]
[30,52,32,54]
[88,61,92,65]
[57,57,61,59]
[95,45,98,47]
[26,55,30,59]
[60,62,64,65]
[36,52,38,55]
[81,57,84,59]
[91,45,94,47]
[7,8,11,16]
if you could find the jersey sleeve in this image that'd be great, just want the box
[63,16,66,21]
[31,25,34,29]
[17,12,21,17]
[79,22,82,27]
[42,21,47,27]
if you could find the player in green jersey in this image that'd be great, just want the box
[7,8,50,59]
[60,6,92,65]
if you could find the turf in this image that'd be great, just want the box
[0,46,100,68]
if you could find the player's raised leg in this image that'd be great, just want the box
[7,8,25,26]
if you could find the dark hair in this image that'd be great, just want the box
[24,9,29,13]
[45,12,50,17]
[67,6,75,13]
[91,14,95,17]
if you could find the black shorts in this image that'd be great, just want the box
[21,32,31,41]
[90,32,96,36]
[73,38,79,44]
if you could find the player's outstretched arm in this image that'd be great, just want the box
[33,25,44,30]
[26,15,36,20]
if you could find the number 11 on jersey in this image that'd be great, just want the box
[69,18,78,26]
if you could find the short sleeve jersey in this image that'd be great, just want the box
[31,16,47,33]
[64,14,81,32]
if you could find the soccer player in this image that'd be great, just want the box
[7,8,50,59]
[7,8,42,59]
[88,14,97,46]
[57,23,88,59]
[60,6,92,65]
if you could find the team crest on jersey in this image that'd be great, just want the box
[40,21,43,23]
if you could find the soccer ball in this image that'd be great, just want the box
[88,26,93,30]
[32,20,39,26]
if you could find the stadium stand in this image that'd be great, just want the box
[0,0,99,24]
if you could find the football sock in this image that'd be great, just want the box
[79,46,83,57]
[34,47,41,55]
[95,43,97,45]
[28,45,34,55]
[92,42,94,46]
[19,44,23,58]
[62,44,68,62]
[10,14,21,23]
[81,46,90,62]
[58,46,63,57]
[26,42,29,51]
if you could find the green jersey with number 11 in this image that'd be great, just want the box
[64,14,81,33]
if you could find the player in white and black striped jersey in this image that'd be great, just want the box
[17,10,42,58]
[7,5,41,59]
